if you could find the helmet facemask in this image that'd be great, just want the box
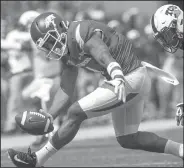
[36,28,68,60]
[153,20,181,53]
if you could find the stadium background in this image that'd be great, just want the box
[1,0,183,130]
[1,1,183,167]
[1,1,183,166]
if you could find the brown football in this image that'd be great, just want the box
[15,111,54,135]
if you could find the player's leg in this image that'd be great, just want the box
[8,80,120,167]
[113,97,176,154]
[8,66,148,167]
[35,83,122,166]
[112,67,183,159]
[7,66,144,166]
[115,105,183,158]
[111,67,165,152]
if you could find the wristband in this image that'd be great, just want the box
[107,62,124,80]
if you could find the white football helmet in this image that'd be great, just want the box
[151,4,183,53]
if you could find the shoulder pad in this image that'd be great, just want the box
[75,24,84,49]
[74,21,91,49]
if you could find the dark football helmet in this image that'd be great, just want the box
[30,12,69,60]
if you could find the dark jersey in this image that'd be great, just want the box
[65,20,141,79]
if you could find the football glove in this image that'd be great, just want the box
[106,62,126,102]
[175,103,183,126]
[105,78,126,102]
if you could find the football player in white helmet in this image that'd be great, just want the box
[151,4,183,53]
[151,4,183,126]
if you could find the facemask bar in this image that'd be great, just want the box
[46,32,67,60]
[36,28,67,60]
[153,20,181,53]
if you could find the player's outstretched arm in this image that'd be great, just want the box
[84,33,126,102]
[48,62,78,120]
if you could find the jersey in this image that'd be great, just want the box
[65,20,141,79]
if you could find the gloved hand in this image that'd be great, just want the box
[105,78,126,102]
[176,103,183,126]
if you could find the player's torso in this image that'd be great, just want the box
[66,20,141,77]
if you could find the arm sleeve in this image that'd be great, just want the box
[75,21,104,50]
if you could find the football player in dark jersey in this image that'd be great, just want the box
[8,12,183,167]
[151,4,183,126]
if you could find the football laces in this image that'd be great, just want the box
[29,111,45,119]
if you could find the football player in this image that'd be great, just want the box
[8,12,183,167]
[151,4,183,126]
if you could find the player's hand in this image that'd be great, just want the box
[105,78,126,102]
[175,103,183,126]
[39,109,54,124]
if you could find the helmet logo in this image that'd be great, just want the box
[173,9,181,18]
[165,5,181,18]
[45,14,56,28]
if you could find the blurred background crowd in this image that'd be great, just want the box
[1,1,183,135]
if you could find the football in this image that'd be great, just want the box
[15,111,54,135]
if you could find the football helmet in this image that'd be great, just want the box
[30,12,69,60]
[151,4,183,53]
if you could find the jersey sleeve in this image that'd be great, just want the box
[74,21,90,50]
[74,20,104,50]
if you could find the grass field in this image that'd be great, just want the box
[1,127,183,167]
